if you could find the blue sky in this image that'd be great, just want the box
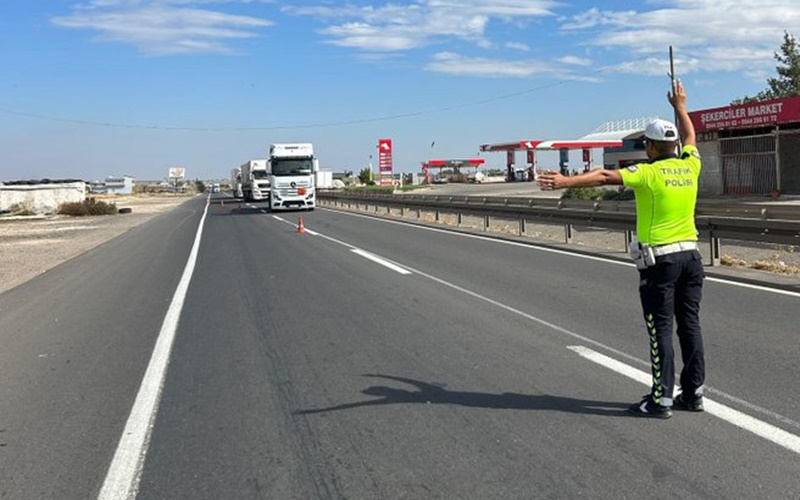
[1,0,798,181]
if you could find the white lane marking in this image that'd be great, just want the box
[568,345,800,455]
[272,210,800,432]
[271,215,408,274]
[322,207,800,298]
[705,276,800,297]
[98,198,210,500]
[351,249,412,275]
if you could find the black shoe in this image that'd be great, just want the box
[673,392,704,412]
[627,395,672,419]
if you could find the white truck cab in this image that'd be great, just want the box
[268,143,317,210]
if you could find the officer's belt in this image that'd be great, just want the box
[652,241,698,256]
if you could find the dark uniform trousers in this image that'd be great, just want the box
[638,249,705,405]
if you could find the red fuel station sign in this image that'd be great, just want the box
[378,139,394,186]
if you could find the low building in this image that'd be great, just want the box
[0,179,87,214]
[89,175,135,195]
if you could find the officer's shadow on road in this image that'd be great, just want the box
[295,374,632,417]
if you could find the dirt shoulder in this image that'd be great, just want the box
[0,195,194,295]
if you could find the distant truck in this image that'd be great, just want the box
[230,167,243,198]
[316,169,333,190]
[268,143,317,210]
[240,159,271,202]
[468,171,485,183]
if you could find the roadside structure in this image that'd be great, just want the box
[480,101,800,196]
[689,96,800,196]
[422,158,485,184]
[479,136,626,181]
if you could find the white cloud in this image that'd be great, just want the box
[556,55,592,66]
[54,0,800,81]
[287,0,558,52]
[561,1,800,76]
[426,52,548,77]
[506,41,530,51]
[52,1,274,55]
[559,7,636,30]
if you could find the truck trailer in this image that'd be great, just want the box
[268,143,317,210]
[240,159,270,202]
[230,167,243,198]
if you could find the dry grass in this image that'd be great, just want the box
[721,254,800,275]
[58,198,118,216]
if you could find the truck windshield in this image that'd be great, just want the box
[252,170,269,179]
[272,158,313,176]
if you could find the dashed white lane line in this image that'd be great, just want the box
[271,210,800,452]
[323,207,800,298]
[351,249,412,275]
[271,215,411,275]
[568,345,800,456]
[98,198,210,500]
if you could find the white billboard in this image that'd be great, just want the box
[169,167,186,179]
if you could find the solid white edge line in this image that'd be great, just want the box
[321,207,800,298]
[567,345,800,455]
[97,198,210,500]
[351,248,412,275]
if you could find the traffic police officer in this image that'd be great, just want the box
[538,80,705,419]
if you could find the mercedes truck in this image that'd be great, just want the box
[240,159,270,202]
[268,143,317,210]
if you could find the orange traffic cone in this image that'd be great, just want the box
[297,218,306,234]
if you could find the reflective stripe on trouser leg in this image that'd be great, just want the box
[645,313,665,402]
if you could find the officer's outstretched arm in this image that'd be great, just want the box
[539,168,622,190]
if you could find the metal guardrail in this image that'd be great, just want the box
[318,191,800,267]
[321,192,800,220]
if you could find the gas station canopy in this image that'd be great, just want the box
[424,158,486,167]
[479,139,623,152]
[422,158,485,184]
[479,139,625,180]
[478,117,657,179]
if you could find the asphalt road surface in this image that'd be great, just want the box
[1,194,799,499]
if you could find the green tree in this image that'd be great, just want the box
[732,31,800,104]
[357,167,374,185]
